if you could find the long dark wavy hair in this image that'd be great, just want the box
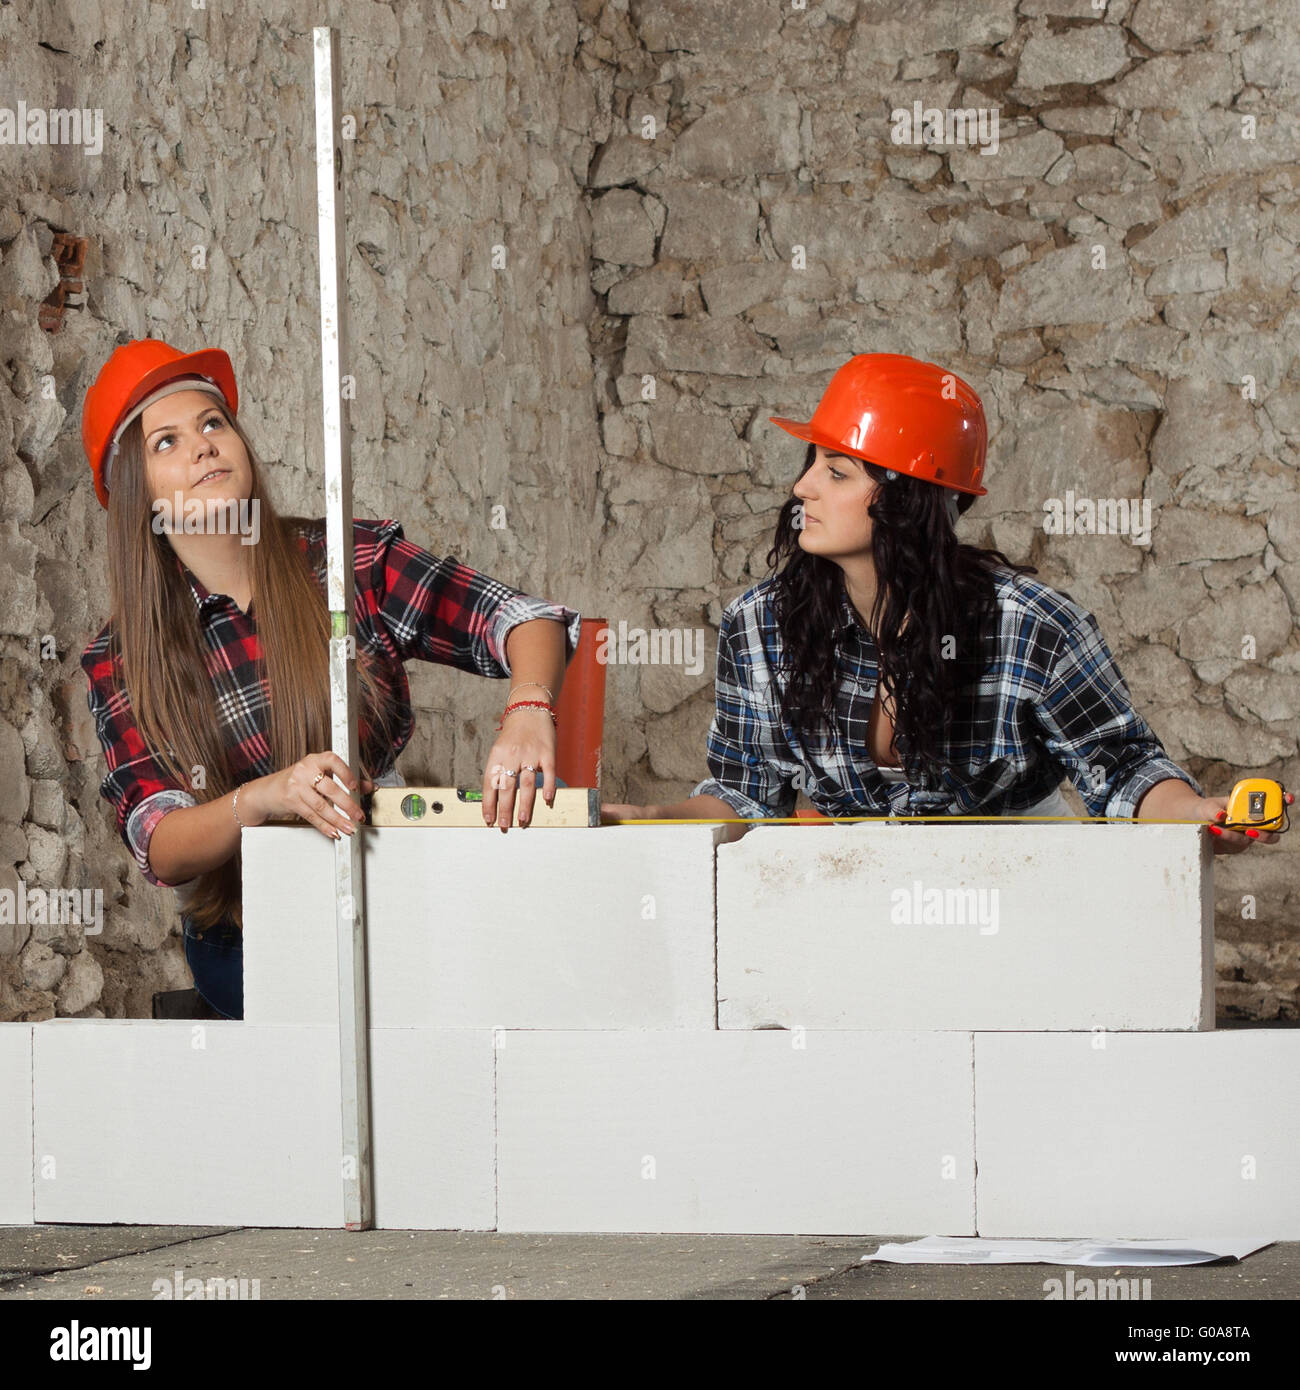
[766,442,1038,790]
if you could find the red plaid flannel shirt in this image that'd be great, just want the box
[80,518,581,887]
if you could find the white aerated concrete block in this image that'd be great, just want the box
[242,825,722,1028]
[497,1031,975,1234]
[974,1031,1300,1237]
[717,823,1212,1031]
[33,1021,346,1227]
[371,1029,495,1230]
[0,1024,33,1224]
[241,828,339,1026]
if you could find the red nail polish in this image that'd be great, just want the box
[1246,828,1259,838]
[1208,826,1222,836]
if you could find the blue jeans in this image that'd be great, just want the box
[182,916,244,1020]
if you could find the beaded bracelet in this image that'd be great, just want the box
[495,699,557,731]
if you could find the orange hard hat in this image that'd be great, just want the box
[81,338,238,509]
[769,352,988,496]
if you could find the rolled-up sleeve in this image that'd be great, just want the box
[491,595,582,676]
[81,641,197,887]
[367,520,580,677]
[1029,611,1203,819]
[126,789,199,885]
[690,604,799,819]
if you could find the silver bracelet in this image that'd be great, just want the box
[232,785,247,830]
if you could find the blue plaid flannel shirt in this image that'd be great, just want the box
[690,569,1202,821]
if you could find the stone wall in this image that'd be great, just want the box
[0,0,1296,1020]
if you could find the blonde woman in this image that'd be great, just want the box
[80,339,579,1018]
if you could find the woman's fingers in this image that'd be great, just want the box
[313,751,360,792]
[1209,826,1275,855]
[313,776,365,828]
[303,756,364,825]
[303,782,355,837]
[483,724,556,829]
[520,757,557,828]
[289,753,365,836]
[481,758,519,830]
[296,787,349,840]
[1207,807,1284,851]
[494,767,517,832]
[1204,792,1292,849]
[515,766,540,829]
[517,760,555,826]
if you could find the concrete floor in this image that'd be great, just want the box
[1,1225,1296,1300]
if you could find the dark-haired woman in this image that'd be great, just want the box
[80,339,580,1020]
[604,353,1284,855]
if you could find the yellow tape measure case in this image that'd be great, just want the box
[1223,778,1288,833]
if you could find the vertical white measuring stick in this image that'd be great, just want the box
[313,24,372,1231]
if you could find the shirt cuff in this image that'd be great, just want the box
[690,777,782,820]
[490,595,582,674]
[126,788,199,887]
[1107,760,1204,820]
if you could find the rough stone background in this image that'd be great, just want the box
[0,0,1296,1021]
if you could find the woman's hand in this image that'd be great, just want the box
[483,707,557,831]
[600,803,654,824]
[241,752,372,840]
[1201,791,1292,855]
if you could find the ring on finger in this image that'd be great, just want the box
[311,771,325,790]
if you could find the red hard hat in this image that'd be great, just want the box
[81,339,238,509]
[769,352,988,496]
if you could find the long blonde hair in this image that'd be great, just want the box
[105,404,391,928]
